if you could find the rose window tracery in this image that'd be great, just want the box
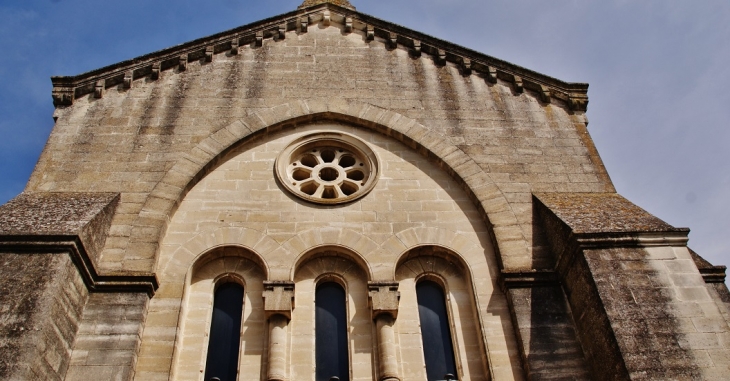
[276,132,379,204]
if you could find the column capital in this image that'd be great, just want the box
[368,281,400,319]
[262,281,295,320]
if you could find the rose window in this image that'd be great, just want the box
[276,132,379,204]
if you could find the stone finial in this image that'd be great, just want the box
[298,0,356,10]
[262,281,295,320]
[369,282,400,319]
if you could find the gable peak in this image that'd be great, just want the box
[299,0,355,10]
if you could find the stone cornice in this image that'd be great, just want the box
[499,269,559,290]
[51,3,589,111]
[0,236,159,297]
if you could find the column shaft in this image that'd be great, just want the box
[376,314,399,381]
[268,314,288,381]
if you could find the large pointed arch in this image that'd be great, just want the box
[125,99,525,271]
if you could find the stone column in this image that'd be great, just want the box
[262,281,295,381]
[369,282,401,381]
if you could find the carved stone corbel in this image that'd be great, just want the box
[435,49,446,66]
[123,71,133,89]
[486,66,498,83]
[255,31,264,47]
[387,32,398,50]
[366,25,374,41]
[345,17,353,33]
[410,40,421,57]
[539,85,551,103]
[179,54,188,71]
[52,87,74,106]
[322,10,331,26]
[278,24,287,39]
[231,38,239,54]
[568,94,589,112]
[513,75,524,93]
[205,46,214,62]
[94,80,104,99]
[151,62,161,80]
[300,17,309,33]
[461,57,472,76]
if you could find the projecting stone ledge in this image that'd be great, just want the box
[531,192,730,380]
[299,0,355,10]
[0,192,119,259]
[0,192,158,296]
[534,192,683,234]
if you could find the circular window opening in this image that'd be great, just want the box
[275,132,380,205]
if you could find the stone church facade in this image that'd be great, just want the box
[1,1,728,380]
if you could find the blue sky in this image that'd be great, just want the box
[0,0,728,267]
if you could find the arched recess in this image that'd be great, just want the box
[291,248,372,381]
[170,246,267,381]
[123,99,524,272]
[394,245,490,381]
[157,226,274,281]
[283,229,376,282]
[135,228,273,381]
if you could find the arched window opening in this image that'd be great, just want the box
[417,280,457,381]
[204,282,244,381]
[315,281,349,381]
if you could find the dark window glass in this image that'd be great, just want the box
[417,280,457,381]
[315,282,349,381]
[204,282,244,381]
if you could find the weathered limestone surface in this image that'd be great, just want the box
[535,193,730,380]
[506,286,591,380]
[0,253,88,381]
[0,192,119,263]
[135,125,519,380]
[65,293,149,381]
[35,20,609,274]
[2,3,726,380]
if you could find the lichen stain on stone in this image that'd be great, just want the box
[0,192,118,235]
[535,192,681,234]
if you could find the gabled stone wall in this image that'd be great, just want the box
[38,17,608,275]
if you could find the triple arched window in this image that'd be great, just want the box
[197,251,476,381]
[200,280,464,381]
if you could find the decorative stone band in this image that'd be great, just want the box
[0,237,158,297]
[50,4,588,111]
